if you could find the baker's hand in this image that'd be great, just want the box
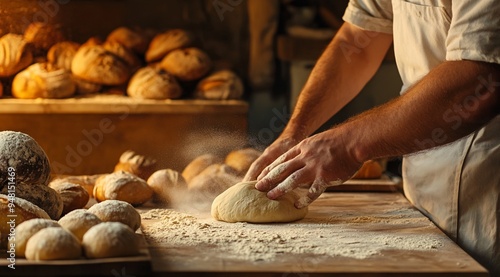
[243,136,302,182]
[254,129,362,208]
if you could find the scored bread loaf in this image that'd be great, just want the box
[87,199,141,231]
[102,40,141,71]
[147,169,187,204]
[49,180,90,215]
[24,22,65,53]
[145,29,193,62]
[224,148,262,176]
[47,41,80,71]
[94,171,153,206]
[49,174,105,198]
[12,62,76,99]
[0,34,33,77]
[160,47,212,81]
[127,66,182,100]
[181,154,223,184]
[114,150,157,180]
[188,164,241,202]
[107,26,150,55]
[195,70,244,100]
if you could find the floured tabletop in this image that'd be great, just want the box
[139,192,488,276]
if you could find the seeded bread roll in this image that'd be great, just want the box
[0,131,51,189]
[181,154,223,184]
[0,194,51,249]
[107,26,150,55]
[58,209,102,241]
[47,41,80,71]
[14,218,60,257]
[145,29,193,62]
[24,22,65,54]
[94,171,153,206]
[71,45,130,86]
[49,181,90,215]
[225,148,262,176]
[195,70,244,100]
[0,34,33,77]
[87,200,141,231]
[147,169,187,204]
[352,160,384,179]
[25,227,81,260]
[160,47,212,81]
[127,66,182,99]
[83,222,139,259]
[12,62,76,99]
[114,150,157,180]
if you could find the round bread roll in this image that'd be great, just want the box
[0,33,33,77]
[224,148,262,176]
[24,22,65,53]
[160,47,212,81]
[58,209,102,241]
[71,76,102,95]
[14,218,60,257]
[114,150,157,180]
[71,45,130,86]
[352,160,384,179]
[145,29,193,62]
[195,70,244,100]
[83,222,139,259]
[107,26,150,55]
[87,200,141,231]
[12,62,76,99]
[127,66,182,99]
[182,154,223,184]
[147,169,187,204]
[0,131,51,189]
[47,41,80,71]
[94,171,153,206]
[25,227,81,260]
[0,194,51,248]
[49,180,90,215]
[103,40,141,71]
[1,181,64,220]
[188,164,241,202]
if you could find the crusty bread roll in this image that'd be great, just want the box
[71,76,102,95]
[49,181,90,215]
[71,45,130,86]
[83,222,139,259]
[145,29,193,62]
[25,227,81,260]
[225,148,262,176]
[195,70,244,100]
[14,218,60,257]
[160,47,212,81]
[24,22,65,53]
[0,34,33,77]
[182,154,223,184]
[107,26,150,55]
[114,150,157,180]
[0,131,51,189]
[58,209,102,241]
[188,164,241,201]
[1,181,64,220]
[81,36,103,48]
[12,62,76,99]
[103,40,141,71]
[87,200,141,231]
[127,66,183,99]
[50,174,105,198]
[147,169,187,204]
[0,194,51,248]
[94,171,153,206]
[47,41,80,71]
[352,160,384,179]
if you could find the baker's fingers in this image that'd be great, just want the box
[295,178,330,209]
[244,157,268,181]
[257,148,300,181]
[255,160,304,192]
[266,168,309,199]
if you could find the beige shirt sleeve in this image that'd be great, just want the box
[342,0,393,34]
[446,0,500,64]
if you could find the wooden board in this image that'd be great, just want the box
[0,233,152,277]
[142,192,488,276]
[326,174,402,192]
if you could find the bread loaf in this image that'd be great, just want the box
[103,40,141,71]
[0,34,33,77]
[58,209,102,241]
[47,41,80,71]
[25,227,81,260]
[182,154,223,184]
[71,45,130,86]
[94,171,153,206]
[145,29,193,62]
[188,164,241,202]
[195,70,244,100]
[49,180,90,215]
[127,66,183,99]
[225,148,262,176]
[160,47,212,81]
[50,174,105,198]
[114,150,157,180]
[12,62,76,99]
[87,199,141,231]
[147,169,187,204]
[107,26,150,55]
[352,160,384,179]
[14,218,60,257]
[24,22,65,53]
[83,222,139,259]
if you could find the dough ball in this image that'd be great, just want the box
[82,222,139,259]
[14,218,60,257]
[58,209,102,241]
[160,47,212,81]
[25,227,81,260]
[182,154,222,183]
[94,171,153,206]
[211,181,308,223]
[87,200,141,231]
[147,169,187,204]
[225,148,262,176]
[0,131,51,189]
[49,181,90,215]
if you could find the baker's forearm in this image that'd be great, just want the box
[283,23,393,140]
[342,60,500,163]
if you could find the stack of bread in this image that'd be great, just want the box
[0,23,244,100]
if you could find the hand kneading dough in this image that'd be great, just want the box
[211,181,308,223]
